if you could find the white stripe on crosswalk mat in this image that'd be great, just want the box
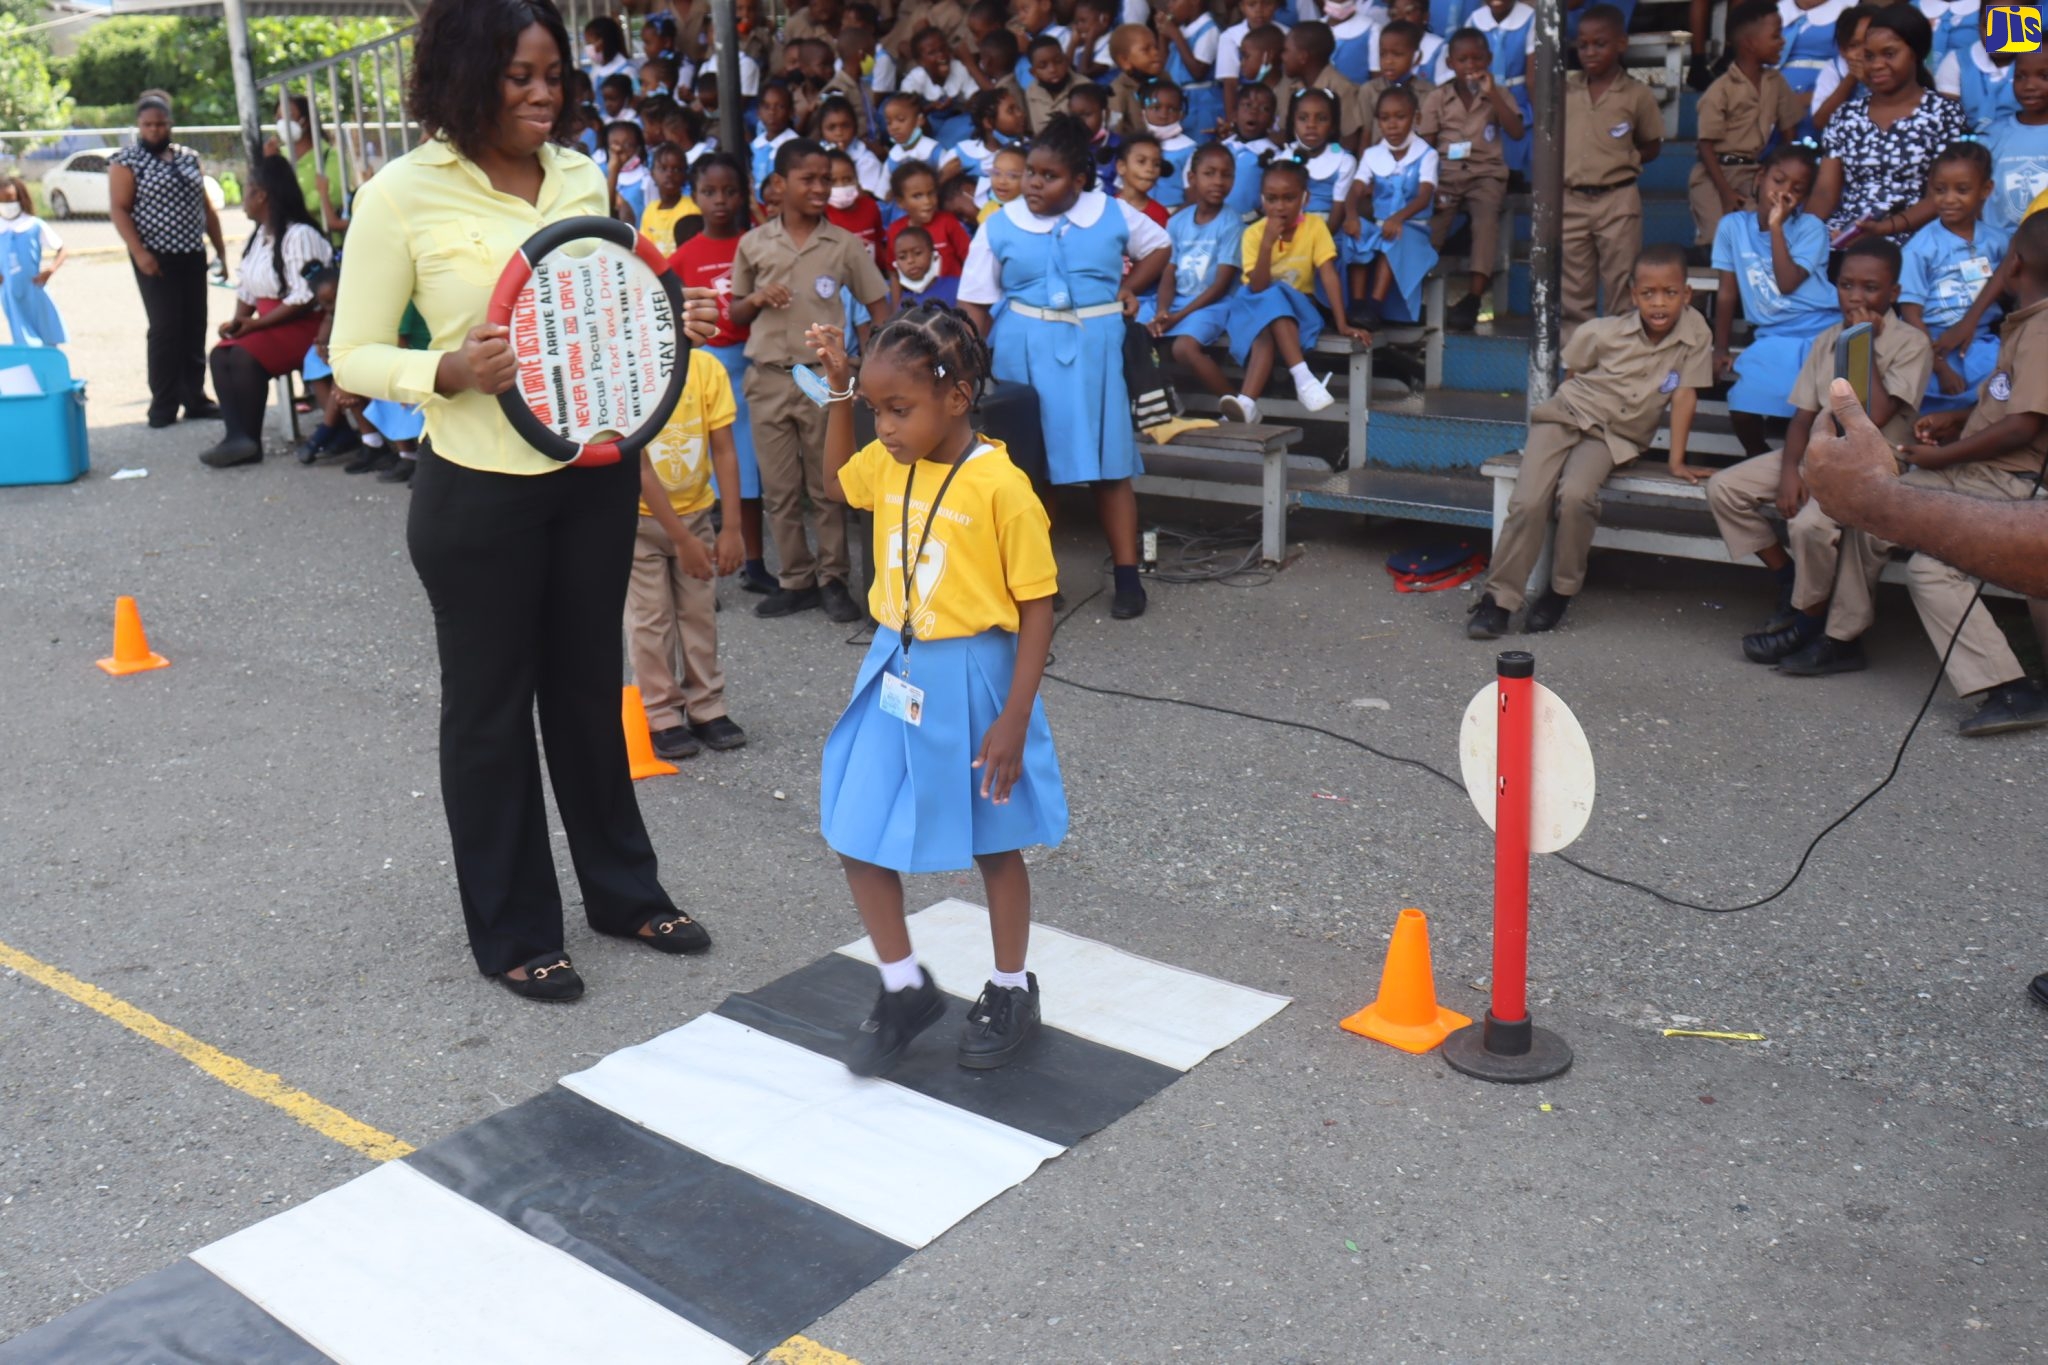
[836,899,1293,1070]
[192,1161,750,1365]
[562,1012,1065,1248]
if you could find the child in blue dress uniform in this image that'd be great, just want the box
[1710,145,1842,453]
[1453,0,1535,178]
[810,305,1067,1077]
[1141,81,1201,210]
[1284,88,1359,225]
[1780,0,1860,99]
[1342,86,1439,328]
[1160,0,1227,136]
[1919,0,1982,71]
[1221,159,1371,422]
[1983,51,2048,234]
[957,116,1172,620]
[940,88,1026,204]
[1147,145,1246,405]
[1901,141,2009,413]
[1936,13,2019,131]
[1224,84,1283,221]
[0,179,64,348]
[1327,0,1380,84]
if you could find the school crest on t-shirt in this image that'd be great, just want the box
[1990,370,2014,402]
[883,502,952,638]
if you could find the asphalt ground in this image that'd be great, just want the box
[2,238,2045,1362]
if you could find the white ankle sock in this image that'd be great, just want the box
[990,967,1030,991]
[1288,361,1315,387]
[878,954,923,992]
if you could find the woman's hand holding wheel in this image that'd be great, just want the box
[437,324,518,397]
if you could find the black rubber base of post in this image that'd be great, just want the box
[1440,1012,1573,1083]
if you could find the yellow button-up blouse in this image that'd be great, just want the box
[330,137,606,476]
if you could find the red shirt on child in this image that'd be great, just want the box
[827,194,886,261]
[1134,197,1168,227]
[667,234,749,350]
[884,212,973,276]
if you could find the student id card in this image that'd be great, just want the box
[879,672,925,726]
[1446,141,1472,161]
[1959,256,1994,285]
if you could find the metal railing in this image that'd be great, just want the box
[256,23,418,208]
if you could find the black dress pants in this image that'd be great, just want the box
[133,250,211,421]
[407,448,677,975]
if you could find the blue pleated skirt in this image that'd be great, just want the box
[1165,299,1232,346]
[705,342,761,498]
[1341,218,1438,323]
[820,629,1068,874]
[363,397,425,441]
[1728,317,1836,418]
[302,344,332,382]
[1224,283,1325,365]
[989,308,1141,485]
[1921,330,2001,414]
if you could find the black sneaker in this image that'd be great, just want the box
[198,436,262,468]
[846,970,947,1077]
[689,715,747,751]
[1743,615,1821,665]
[1347,299,1384,331]
[1958,680,2048,737]
[958,975,1041,1070]
[650,724,701,760]
[1111,584,1148,619]
[755,585,821,617]
[377,459,416,484]
[739,562,778,594]
[1523,589,1571,633]
[1776,634,1866,676]
[821,578,865,623]
[1466,593,1510,639]
[1443,293,1483,332]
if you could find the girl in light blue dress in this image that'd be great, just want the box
[1900,141,2008,414]
[1917,0,1981,70]
[0,178,65,348]
[1162,0,1227,136]
[1781,0,1862,97]
[1709,146,1841,454]
[1283,88,1358,221]
[1341,88,1439,329]
[957,116,1172,621]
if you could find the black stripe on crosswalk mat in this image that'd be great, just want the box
[406,1084,913,1357]
[0,1257,327,1365]
[715,953,1183,1147]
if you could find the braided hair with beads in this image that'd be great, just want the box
[865,302,994,409]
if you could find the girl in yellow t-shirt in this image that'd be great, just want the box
[1219,158,1369,424]
[810,302,1068,1079]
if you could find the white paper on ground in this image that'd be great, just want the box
[837,899,1292,1071]
[109,467,148,480]
[0,365,42,397]
[562,1012,1063,1248]
[192,1161,748,1365]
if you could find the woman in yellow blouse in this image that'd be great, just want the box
[332,0,719,1002]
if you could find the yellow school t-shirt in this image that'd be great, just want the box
[1241,216,1338,295]
[640,194,702,255]
[640,349,735,516]
[978,196,1010,224]
[835,437,1059,640]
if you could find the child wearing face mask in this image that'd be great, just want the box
[882,94,944,183]
[1068,84,1123,196]
[826,148,887,259]
[1141,81,1199,211]
[1218,0,1283,128]
[1325,0,1378,84]
[890,223,962,308]
[817,96,888,198]
[0,177,65,348]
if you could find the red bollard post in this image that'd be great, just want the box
[1442,651,1573,1083]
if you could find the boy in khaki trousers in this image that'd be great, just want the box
[1561,5,1664,344]
[630,349,748,761]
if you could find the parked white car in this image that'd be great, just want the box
[39,149,226,219]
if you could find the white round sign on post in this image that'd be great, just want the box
[1458,681,1597,854]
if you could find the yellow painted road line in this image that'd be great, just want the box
[0,937,414,1163]
[766,1336,863,1364]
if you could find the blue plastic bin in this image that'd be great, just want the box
[0,345,89,486]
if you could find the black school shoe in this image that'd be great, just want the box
[958,975,1041,1070]
[739,561,778,594]
[344,446,397,475]
[498,952,584,1002]
[1958,680,2048,738]
[198,436,262,468]
[1743,615,1821,665]
[1523,589,1572,633]
[1776,634,1866,677]
[1443,293,1483,332]
[377,458,416,484]
[756,585,821,617]
[846,969,947,1077]
[651,724,702,760]
[690,716,747,751]
[820,578,865,623]
[1466,593,1510,639]
[1111,584,1148,619]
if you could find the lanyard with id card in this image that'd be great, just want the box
[882,448,972,727]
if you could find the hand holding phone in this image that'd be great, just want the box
[1834,321,1874,419]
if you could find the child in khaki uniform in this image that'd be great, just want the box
[730,138,892,623]
[630,350,750,761]
[1106,24,1166,134]
[1896,212,2048,737]
[1689,0,1804,252]
[1278,21,1364,148]
[1562,5,1664,342]
[1468,245,1712,637]
[1351,22,1436,153]
[1421,28,1522,332]
[1701,238,1933,675]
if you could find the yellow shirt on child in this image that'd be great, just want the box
[1241,216,1338,295]
[978,197,1010,224]
[640,195,702,255]
[640,349,735,516]
[835,436,1059,641]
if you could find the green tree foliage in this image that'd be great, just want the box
[64,16,401,125]
[0,18,75,131]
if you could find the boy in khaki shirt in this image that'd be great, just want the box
[730,138,891,623]
[1468,246,1713,638]
[1421,28,1522,332]
[1025,36,1082,132]
[1702,239,1933,675]
[1894,212,2048,735]
[1690,0,1804,250]
[1561,5,1664,342]
[1278,21,1363,147]
[1106,24,1166,134]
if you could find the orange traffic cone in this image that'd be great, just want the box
[622,685,678,780]
[96,596,170,676]
[1340,908,1471,1053]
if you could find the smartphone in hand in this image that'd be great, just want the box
[1835,321,1874,414]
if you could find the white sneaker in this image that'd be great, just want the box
[1296,371,1335,412]
[1219,393,1259,423]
